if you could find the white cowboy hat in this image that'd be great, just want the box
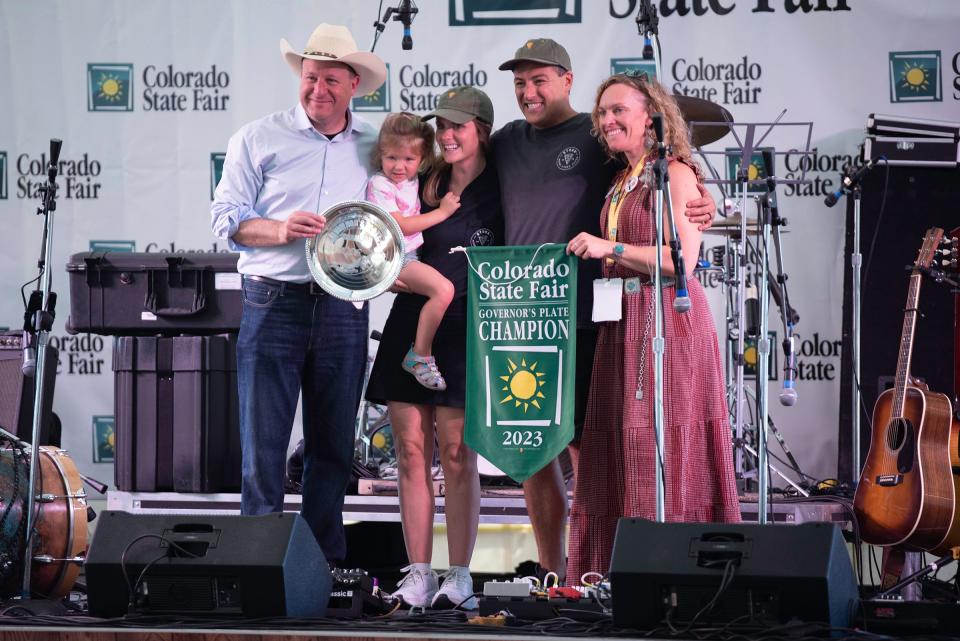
[280,24,387,96]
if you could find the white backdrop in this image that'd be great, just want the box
[0,0,958,489]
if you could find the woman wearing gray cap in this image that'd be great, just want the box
[366,86,502,610]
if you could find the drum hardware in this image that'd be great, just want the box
[697,122,817,518]
[32,554,85,565]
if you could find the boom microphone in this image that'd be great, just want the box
[823,156,883,207]
[396,0,416,50]
[779,335,798,406]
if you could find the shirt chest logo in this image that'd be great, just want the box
[556,146,581,171]
[471,228,495,246]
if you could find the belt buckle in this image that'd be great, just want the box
[308,281,325,296]
[624,277,641,294]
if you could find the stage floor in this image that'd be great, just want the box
[105,489,851,526]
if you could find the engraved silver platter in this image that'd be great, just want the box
[306,200,405,301]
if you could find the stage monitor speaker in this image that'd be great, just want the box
[85,511,332,618]
[609,519,858,630]
[0,333,57,444]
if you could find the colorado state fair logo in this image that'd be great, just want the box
[0,152,7,199]
[352,63,391,113]
[471,228,495,246]
[450,0,581,25]
[724,147,772,196]
[610,58,658,81]
[889,51,942,102]
[210,152,226,199]
[92,415,115,463]
[556,146,581,171]
[87,63,134,111]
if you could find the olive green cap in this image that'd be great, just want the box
[422,86,494,125]
[498,38,571,72]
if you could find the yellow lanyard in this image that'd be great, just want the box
[605,160,645,263]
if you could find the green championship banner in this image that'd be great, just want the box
[464,244,577,482]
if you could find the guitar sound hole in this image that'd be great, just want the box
[885,418,908,450]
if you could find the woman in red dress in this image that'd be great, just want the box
[566,73,740,582]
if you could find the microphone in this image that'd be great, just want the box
[779,335,798,406]
[49,138,63,167]
[21,331,35,378]
[396,0,416,50]
[823,156,883,207]
[651,112,664,146]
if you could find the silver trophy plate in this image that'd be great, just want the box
[306,200,405,301]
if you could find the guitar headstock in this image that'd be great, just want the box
[938,233,958,273]
[915,227,945,271]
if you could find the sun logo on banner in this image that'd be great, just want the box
[96,73,125,102]
[87,63,134,111]
[499,357,546,412]
[898,61,932,94]
[724,147,772,195]
[888,51,941,102]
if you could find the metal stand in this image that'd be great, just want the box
[651,134,669,523]
[851,187,863,477]
[19,139,62,598]
[692,119,815,517]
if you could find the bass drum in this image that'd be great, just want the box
[0,446,88,598]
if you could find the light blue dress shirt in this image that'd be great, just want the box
[211,103,378,282]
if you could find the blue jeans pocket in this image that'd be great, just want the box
[242,279,279,308]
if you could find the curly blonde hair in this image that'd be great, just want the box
[590,73,698,171]
[372,112,437,174]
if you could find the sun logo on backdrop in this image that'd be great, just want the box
[898,61,931,93]
[745,160,763,181]
[96,72,125,103]
[499,357,546,412]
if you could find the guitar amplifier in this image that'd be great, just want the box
[0,332,57,444]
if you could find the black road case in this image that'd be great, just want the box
[67,252,242,336]
[113,334,241,492]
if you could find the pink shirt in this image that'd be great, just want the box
[365,173,423,253]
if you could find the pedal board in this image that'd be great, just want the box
[860,598,960,635]
[478,594,606,621]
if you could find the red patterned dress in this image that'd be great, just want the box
[567,159,741,582]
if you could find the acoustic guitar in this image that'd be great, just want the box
[853,227,955,550]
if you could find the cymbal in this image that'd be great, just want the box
[703,215,791,236]
[674,94,732,147]
[709,214,757,229]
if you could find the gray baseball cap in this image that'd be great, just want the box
[422,86,494,125]
[498,38,571,72]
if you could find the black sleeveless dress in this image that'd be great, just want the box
[365,162,503,408]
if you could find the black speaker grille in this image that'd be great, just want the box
[144,575,216,612]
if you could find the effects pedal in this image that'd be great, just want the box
[326,567,392,618]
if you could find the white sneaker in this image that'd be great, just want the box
[389,564,439,608]
[431,567,477,610]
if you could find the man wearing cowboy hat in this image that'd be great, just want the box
[211,24,386,563]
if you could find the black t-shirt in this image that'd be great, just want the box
[491,113,620,326]
[393,161,503,316]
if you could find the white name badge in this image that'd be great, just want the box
[592,278,623,322]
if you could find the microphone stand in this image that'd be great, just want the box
[649,115,678,522]
[824,156,884,480]
[761,150,799,409]
[20,138,62,598]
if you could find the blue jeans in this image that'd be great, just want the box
[237,277,367,562]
